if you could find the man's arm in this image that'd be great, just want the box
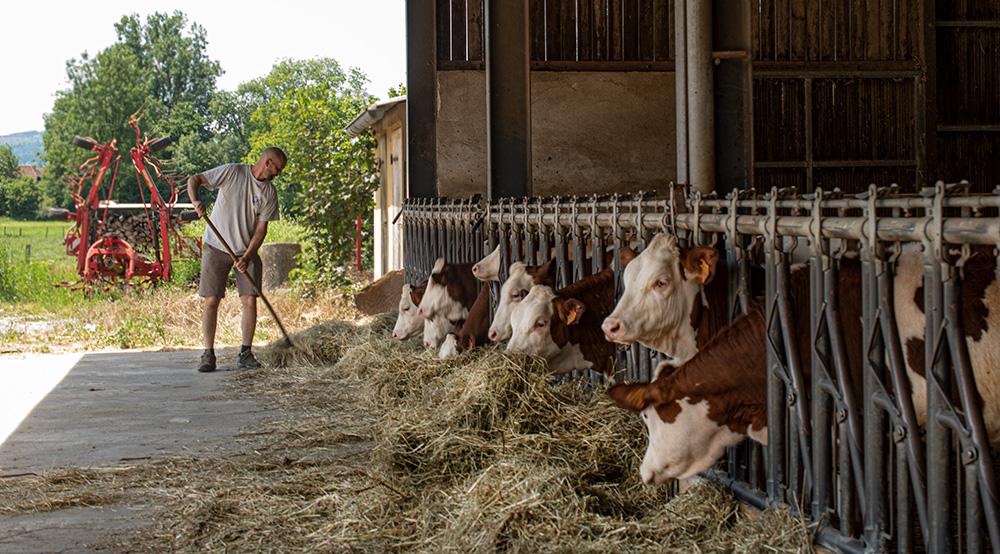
[236,220,269,273]
[187,174,210,218]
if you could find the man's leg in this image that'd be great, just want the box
[199,295,221,372]
[198,245,231,373]
[240,294,258,347]
[235,252,263,369]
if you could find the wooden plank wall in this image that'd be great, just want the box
[438,0,674,63]
[752,0,919,62]
[936,0,1000,188]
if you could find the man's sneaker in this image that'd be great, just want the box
[238,349,261,369]
[197,350,216,373]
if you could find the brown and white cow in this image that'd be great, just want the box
[487,260,558,343]
[602,232,763,367]
[439,283,493,358]
[392,282,427,340]
[608,245,1000,484]
[418,258,479,323]
[507,249,635,378]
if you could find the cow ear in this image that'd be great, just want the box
[561,298,586,325]
[464,335,475,352]
[682,247,720,285]
[619,246,638,269]
[607,383,650,412]
[432,271,447,286]
[533,258,557,285]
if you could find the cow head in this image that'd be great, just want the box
[418,258,471,322]
[507,285,587,362]
[438,333,459,359]
[422,313,452,350]
[602,233,719,363]
[473,245,501,282]
[607,369,747,485]
[392,283,425,340]
[488,259,557,343]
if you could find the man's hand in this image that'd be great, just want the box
[235,253,251,273]
[193,200,207,218]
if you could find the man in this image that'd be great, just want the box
[187,147,287,372]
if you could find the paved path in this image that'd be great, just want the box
[0,348,265,553]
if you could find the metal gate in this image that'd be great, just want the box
[401,182,1000,553]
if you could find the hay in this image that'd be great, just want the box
[1,314,815,553]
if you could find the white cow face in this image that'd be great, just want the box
[438,333,459,359]
[489,262,534,342]
[602,233,718,363]
[609,381,746,485]
[422,313,452,349]
[472,245,501,282]
[419,258,470,322]
[392,284,423,340]
[507,286,562,359]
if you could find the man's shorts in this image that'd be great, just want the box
[199,244,262,298]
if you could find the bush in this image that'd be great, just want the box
[0,176,43,220]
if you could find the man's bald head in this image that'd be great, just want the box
[262,147,287,167]
[252,146,288,181]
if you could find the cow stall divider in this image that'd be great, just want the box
[399,182,1000,554]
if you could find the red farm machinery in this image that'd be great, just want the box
[49,114,201,296]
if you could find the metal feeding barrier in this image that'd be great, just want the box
[400,182,1000,554]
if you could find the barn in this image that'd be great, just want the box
[349,1,1000,552]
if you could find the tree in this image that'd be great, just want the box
[0,145,19,181]
[0,177,42,219]
[237,58,378,285]
[40,11,221,210]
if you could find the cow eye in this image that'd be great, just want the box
[535,320,546,329]
[511,292,521,299]
[403,306,410,312]
[655,278,670,289]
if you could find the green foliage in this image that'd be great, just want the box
[111,313,166,348]
[41,11,222,210]
[232,59,379,288]
[0,177,43,219]
[0,240,76,305]
[0,144,19,180]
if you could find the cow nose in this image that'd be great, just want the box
[392,331,400,340]
[418,308,424,317]
[488,330,498,342]
[423,341,431,349]
[472,265,480,277]
[602,318,622,338]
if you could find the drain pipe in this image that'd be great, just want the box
[675,0,688,189]
[685,0,715,194]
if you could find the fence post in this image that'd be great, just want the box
[26,244,31,262]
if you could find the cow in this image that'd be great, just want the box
[507,249,636,378]
[602,232,763,367]
[392,282,427,340]
[438,283,492,358]
[423,312,454,350]
[487,260,558,343]
[418,258,479,323]
[607,244,1000,485]
[472,245,502,282]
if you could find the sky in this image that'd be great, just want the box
[0,1,407,136]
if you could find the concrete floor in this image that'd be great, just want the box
[0,348,266,553]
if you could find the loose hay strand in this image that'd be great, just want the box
[1,313,815,553]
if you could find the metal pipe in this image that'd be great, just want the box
[686,0,714,193]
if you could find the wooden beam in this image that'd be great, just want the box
[486,0,532,199]
[407,0,438,198]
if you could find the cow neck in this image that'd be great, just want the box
[690,257,735,350]
[657,306,769,436]
[450,262,479,309]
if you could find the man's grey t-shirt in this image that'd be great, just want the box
[200,164,280,256]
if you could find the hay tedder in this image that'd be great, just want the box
[49,114,201,295]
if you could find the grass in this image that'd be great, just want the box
[0,216,340,353]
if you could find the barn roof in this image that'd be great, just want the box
[344,95,406,138]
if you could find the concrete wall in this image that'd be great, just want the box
[436,70,676,199]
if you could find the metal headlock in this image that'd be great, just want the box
[399,181,1000,553]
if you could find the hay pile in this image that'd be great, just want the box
[1,311,815,553]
